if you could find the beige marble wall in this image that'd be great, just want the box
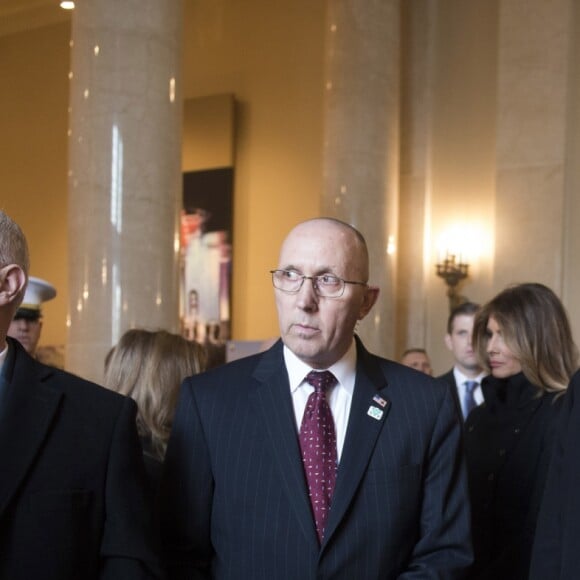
[321,0,400,359]
[67,0,183,383]
[562,2,580,341]
[406,0,499,374]
[397,0,433,359]
[0,22,70,351]
[182,0,326,342]
[495,0,571,290]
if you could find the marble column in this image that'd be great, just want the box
[562,1,580,342]
[67,0,183,383]
[321,0,400,359]
[495,0,570,290]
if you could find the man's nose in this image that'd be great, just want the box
[296,277,319,309]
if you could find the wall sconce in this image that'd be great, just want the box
[436,252,469,311]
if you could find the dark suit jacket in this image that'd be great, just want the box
[0,338,163,580]
[464,372,561,579]
[529,369,580,580]
[438,369,463,420]
[141,435,164,495]
[160,338,472,579]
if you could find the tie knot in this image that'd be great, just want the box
[305,370,337,394]
[464,380,478,394]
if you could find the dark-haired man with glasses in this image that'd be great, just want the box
[161,217,472,579]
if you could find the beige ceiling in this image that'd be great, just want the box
[0,0,70,37]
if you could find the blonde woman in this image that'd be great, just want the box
[104,329,207,490]
[465,283,578,579]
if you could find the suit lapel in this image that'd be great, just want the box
[249,341,319,548]
[0,340,62,518]
[322,340,390,549]
[443,370,463,422]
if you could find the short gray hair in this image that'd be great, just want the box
[0,210,30,274]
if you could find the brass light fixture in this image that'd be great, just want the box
[436,252,469,311]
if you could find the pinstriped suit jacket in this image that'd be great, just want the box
[160,338,472,579]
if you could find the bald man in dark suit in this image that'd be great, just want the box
[161,218,472,579]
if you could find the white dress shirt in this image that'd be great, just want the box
[453,367,485,418]
[283,339,357,462]
[0,341,7,375]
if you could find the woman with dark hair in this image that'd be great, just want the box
[465,282,578,579]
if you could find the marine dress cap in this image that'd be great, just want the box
[15,276,57,321]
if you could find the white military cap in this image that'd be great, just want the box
[16,276,57,320]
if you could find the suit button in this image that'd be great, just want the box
[513,427,521,434]
[498,448,506,456]
[488,473,495,482]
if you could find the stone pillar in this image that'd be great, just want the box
[563,1,580,341]
[321,0,400,358]
[495,0,570,290]
[67,0,183,383]
[396,0,432,358]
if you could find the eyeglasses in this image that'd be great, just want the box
[270,269,368,298]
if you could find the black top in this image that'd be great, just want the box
[464,372,561,579]
[140,435,164,495]
[529,369,580,579]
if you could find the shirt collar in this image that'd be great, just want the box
[453,366,486,386]
[0,341,8,377]
[283,339,357,396]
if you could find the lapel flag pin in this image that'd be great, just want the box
[367,406,383,421]
[373,394,387,408]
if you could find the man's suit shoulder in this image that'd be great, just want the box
[181,344,452,412]
[375,356,450,396]
[45,365,130,405]
[18,350,135,418]
[182,344,277,393]
[566,368,580,404]
[436,369,456,387]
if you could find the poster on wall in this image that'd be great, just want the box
[180,168,234,359]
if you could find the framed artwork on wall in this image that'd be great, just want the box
[180,168,234,362]
[180,94,235,366]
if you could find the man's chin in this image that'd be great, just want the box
[463,362,481,372]
[284,338,323,365]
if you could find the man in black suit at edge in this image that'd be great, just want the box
[438,302,486,421]
[161,217,472,579]
[0,210,163,579]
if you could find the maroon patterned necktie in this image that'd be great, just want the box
[299,370,338,544]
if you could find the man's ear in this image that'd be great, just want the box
[0,265,26,306]
[358,286,380,320]
[444,333,453,351]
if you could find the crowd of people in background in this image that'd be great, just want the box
[2,208,580,579]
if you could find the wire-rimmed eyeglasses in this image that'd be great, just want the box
[270,269,368,298]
